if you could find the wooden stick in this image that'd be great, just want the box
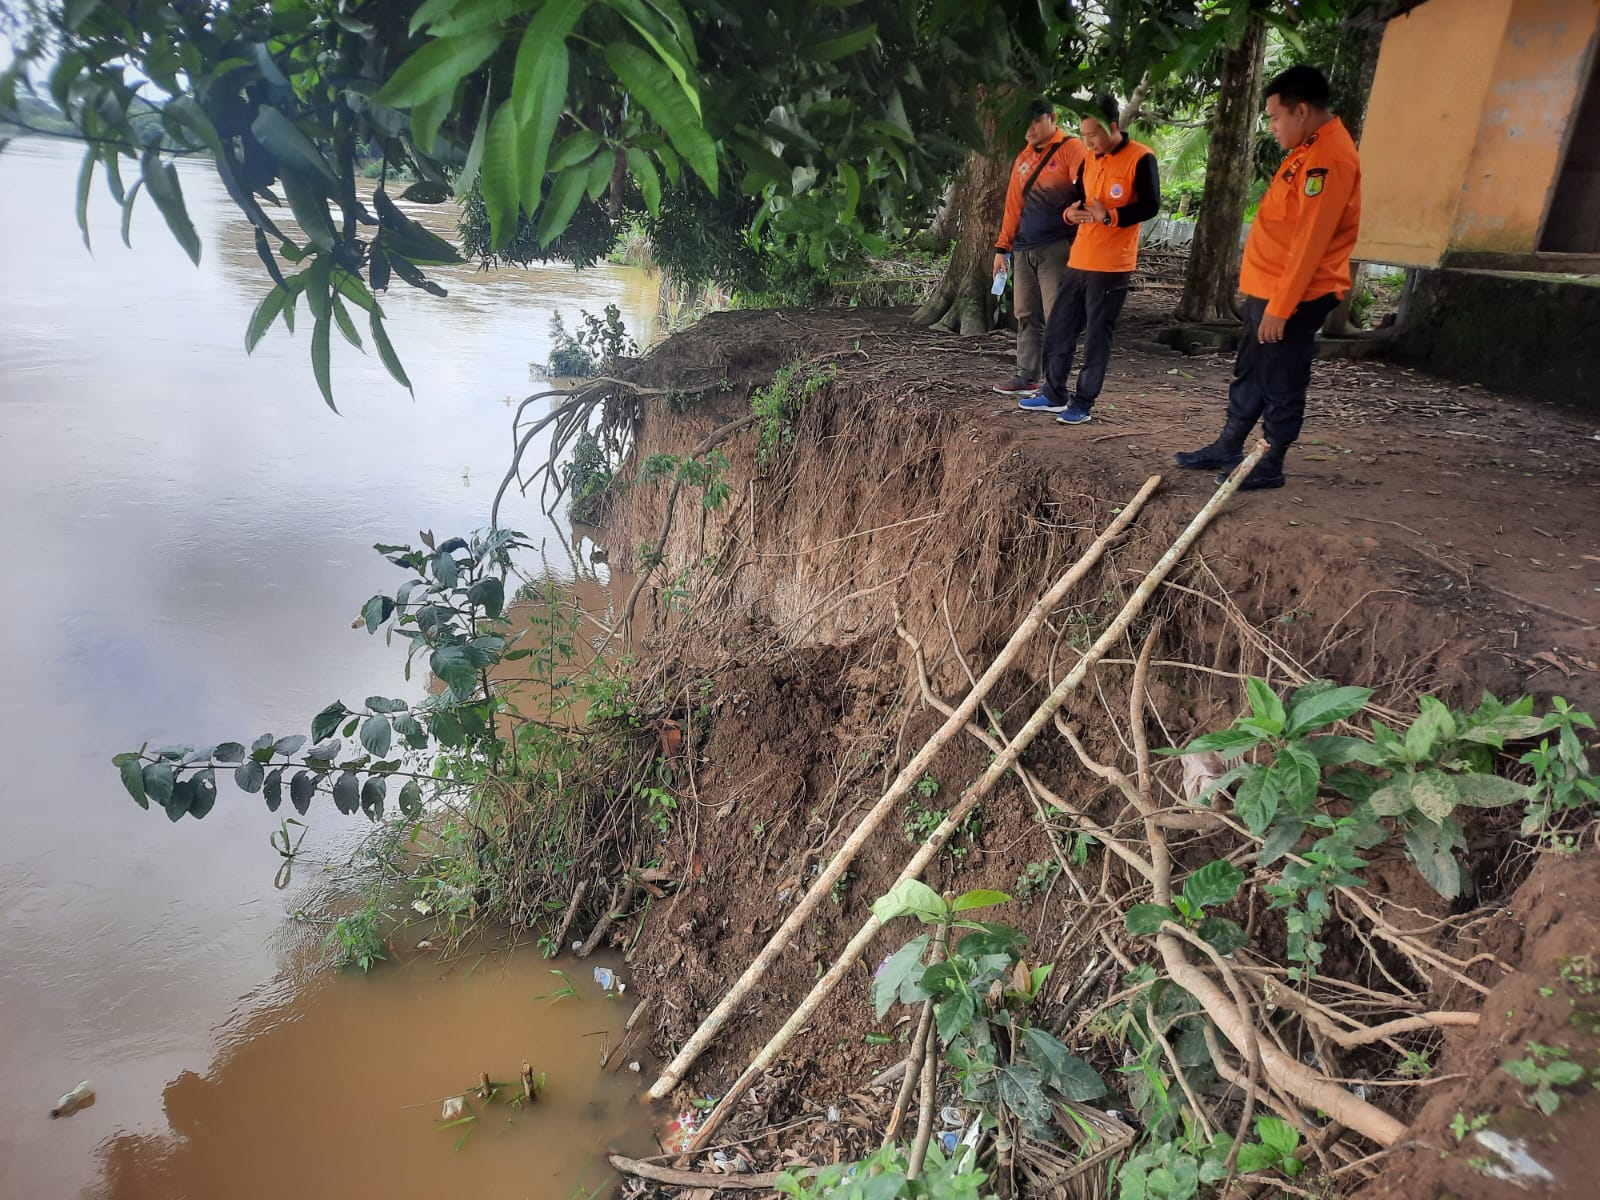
[578,874,638,958]
[646,475,1163,1101]
[552,880,589,953]
[683,448,1267,1149]
[608,1153,806,1190]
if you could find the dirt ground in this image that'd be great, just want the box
[596,300,1600,1196]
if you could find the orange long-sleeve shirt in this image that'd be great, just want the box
[1240,116,1362,319]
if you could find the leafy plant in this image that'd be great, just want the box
[751,357,836,470]
[326,895,387,973]
[1015,860,1060,900]
[872,881,1104,1140]
[1519,698,1598,838]
[539,304,640,378]
[775,1142,990,1200]
[1125,859,1248,955]
[1502,1043,1591,1115]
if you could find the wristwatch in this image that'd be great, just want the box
[1101,212,1113,225]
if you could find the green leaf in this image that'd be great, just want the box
[360,715,392,758]
[120,757,148,808]
[482,100,521,249]
[369,312,412,393]
[625,147,661,215]
[401,181,452,204]
[290,769,316,815]
[950,888,1011,913]
[399,778,424,818]
[1405,697,1457,763]
[1246,678,1286,734]
[250,107,339,189]
[1021,1027,1105,1100]
[1256,1116,1300,1158]
[1450,773,1530,808]
[360,774,386,818]
[140,151,200,265]
[1183,860,1244,911]
[1410,768,1460,823]
[549,130,601,172]
[1286,684,1372,737]
[1327,767,1378,804]
[430,645,480,697]
[536,162,589,247]
[467,576,505,618]
[1259,818,1305,867]
[1369,774,1414,816]
[1303,734,1376,768]
[333,771,360,814]
[1125,904,1176,935]
[1234,767,1278,834]
[263,768,284,811]
[119,178,142,248]
[585,148,614,201]
[935,990,975,1042]
[603,42,717,190]
[374,29,500,109]
[513,0,583,121]
[1272,743,1322,813]
[235,760,266,794]
[213,742,247,764]
[245,286,288,353]
[870,879,946,925]
[189,768,217,819]
[331,295,362,350]
[1180,728,1265,759]
[311,314,335,412]
[1197,915,1248,955]
[312,702,350,742]
[872,932,930,1019]
[76,144,94,251]
[1403,822,1461,899]
[165,779,194,822]
[802,24,879,62]
[142,762,175,806]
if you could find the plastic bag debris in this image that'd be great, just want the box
[50,1081,94,1119]
[440,1096,465,1121]
[593,966,626,993]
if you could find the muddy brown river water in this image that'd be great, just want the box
[0,136,658,1198]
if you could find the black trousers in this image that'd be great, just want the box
[1040,267,1132,410]
[1226,293,1340,448]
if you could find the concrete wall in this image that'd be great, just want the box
[1393,269,1600,407]
[1451,0,1600,252]
[1355,0,1600,265]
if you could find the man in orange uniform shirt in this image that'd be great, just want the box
[1175,65,1361,490]
[991,99,1087,395]
[1020,95,1160,425]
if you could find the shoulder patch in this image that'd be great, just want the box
[1304,167,1329,197]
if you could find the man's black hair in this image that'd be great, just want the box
[1090,94,1120,129]
[1264,65,1332,109]
[1025,97,1056,121]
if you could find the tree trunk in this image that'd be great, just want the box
[922,181,959,250]
[1174,18,1268,324]
[911,113,1009,335]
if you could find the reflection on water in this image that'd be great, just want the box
[0,136,656,1198]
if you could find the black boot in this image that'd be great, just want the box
[1174,415,1252,471]
[1218,444,1287,491]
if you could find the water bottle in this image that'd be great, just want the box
[991,266,1008,296]
[50,1081,95,1119]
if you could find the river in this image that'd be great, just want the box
[0,136,659,1198]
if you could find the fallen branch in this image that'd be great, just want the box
[608,1153,803,1190]
[646,474,1163,1101]
[578,873,638,958]
[684,449,1267,1149]
[552,880,589,953]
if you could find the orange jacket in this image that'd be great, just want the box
[994,131,1087,254]
[1240,116,1362,318]
[1067,137,1160,274]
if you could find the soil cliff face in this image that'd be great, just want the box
[592,306,1600,1193]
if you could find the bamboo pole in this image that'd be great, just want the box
[646,474,1163,1101]
[682,445,1268,1151]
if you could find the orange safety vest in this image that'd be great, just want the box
[1240,116,1362,319]
[1068,138,1156,274]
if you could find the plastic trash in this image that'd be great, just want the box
[592,966,619,991]
[50,1081,94,1119]
[440,1096,465,1121]
[991,270,1008,296]
[940,1105,964,1127]
[938,1131,959,1154]
[826,1103,841,1123]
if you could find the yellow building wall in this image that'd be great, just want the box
[1354,0,1600,265]
[1451,0,1600,252]
[1355,0,1515,265]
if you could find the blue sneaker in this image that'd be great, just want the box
[1018,393,1069,413]
[1054,402,1093,425]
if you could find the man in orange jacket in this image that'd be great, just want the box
[1175,65,1362,490]
[991,99,1087,395]
[1019,95,1160,425]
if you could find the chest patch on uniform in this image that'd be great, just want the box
[1304,167,1328,197]
[1110,182,1124,199]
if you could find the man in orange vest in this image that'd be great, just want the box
[1175,65,1362,490]
[991,99,1087,395]
[1019,95,1160,425]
